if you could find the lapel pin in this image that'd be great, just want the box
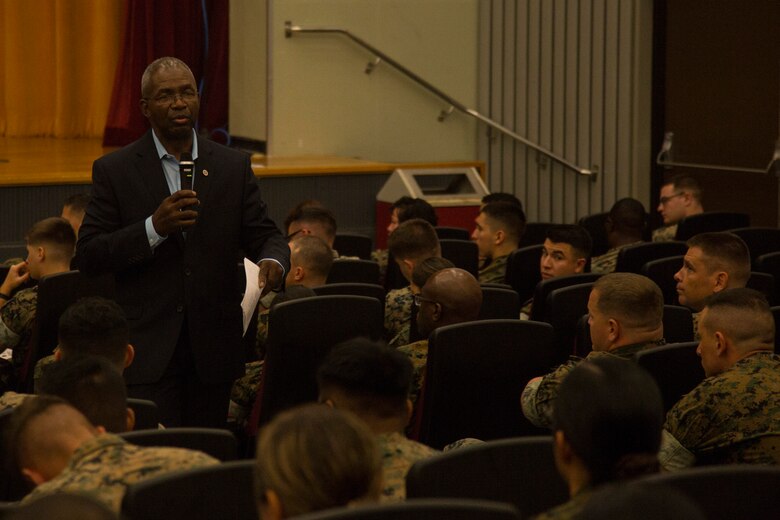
[202,169,209,177]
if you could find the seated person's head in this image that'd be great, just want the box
[410,256,455,295]
[674,232,750,311]
[553,357,663,493]
[61,193,90,238]
[285,235,334,288]
[697,288,774,377]
[471,202,526,258]
[56,297,134,372]
[318,338,413,434]
[481,192,523,211]
[657,174,703,226]
[286,206,337,247]
[6,493,118,520]
[254,404,381,519]
[387,197,416,236]
[388,219,441,282]
[9,396,99,486]
[541,225,592,280]
[416,267,482,338]
[588,273,663,352]
[399,199,438,227]
[39,357,134,433]
[283,199,324,231]
[605,198,646,244]
[24,217,76,280]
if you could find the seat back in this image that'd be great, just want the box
[755,252,780,304]
[529,273,602,323]
[312,283,385,308]
[121,460,257,520]
[120,428,238,461]
[0,408,32,502]
[770,306,780,354]
[747,271,776,305]
[383,253,407,291]
[253,296,383,430]
[326,259,380,285]
[662,305,695,344]
[435,226,470,240]
[577,212,610,257]
[641,256,685,305]
[333,233,372,260]
[406,437,568,518]
[544,284,596,364]
[291,499,520,520]
[478,287,520,320]
[615,241,687,274]
[634,342,704,412]
[439,239,479,277]
[420,320,556,448]
[22,271,115,391]
[638,465,780,520]
[674,212,751,241]
[728,227,780,268]
[127,398,161,431]
[505,245,543,303]
[519,222,554,248]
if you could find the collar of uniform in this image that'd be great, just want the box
[151,129,199,161]
[611,338,666,359]
[68,433,127,468]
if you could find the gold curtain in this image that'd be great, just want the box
[0,0,122,137]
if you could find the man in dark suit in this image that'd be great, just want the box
[77,57,289,427]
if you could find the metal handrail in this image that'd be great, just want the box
[285,21,597,181]
[657,132,780,175]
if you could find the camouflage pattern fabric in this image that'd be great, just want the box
[443,438,485,451]
[33,354,57,393]
[532,488,593,520]
[0,286,38,371]
[590,242,642,274]
[385,286,413,348]
[477,254,509,284]
[662,351,780,467]
[377,431,438,502]
[255,307,271,360]
[397,339,428,406]
[372,249,389,285]
[652,224,677,242]
[521,340,665,429]
[0,390,30,411]
[692,311,701,342]
[22,433,218,512]
[520,298,533,320]
[229,360,264,427]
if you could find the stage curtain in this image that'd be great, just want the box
[0,0,122,137]
[102,0,229,147]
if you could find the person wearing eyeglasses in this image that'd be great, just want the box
[652,175,704,242]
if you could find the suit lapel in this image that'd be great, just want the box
[193,136,213,207]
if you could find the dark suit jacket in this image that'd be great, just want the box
[77,131,289,385]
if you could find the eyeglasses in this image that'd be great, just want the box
[286,228,306,241]
[659,192,685,205]
[413,294,439,307]
[149,89,198,106]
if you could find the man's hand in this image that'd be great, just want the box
[257,260,284,297]
[1,261,30,296]
[151,190,199,237]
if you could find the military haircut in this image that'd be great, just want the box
[480,201,527,244]
[283,199,326,233]
[546,224,593,259]
[702,288,775,351]
[608,198,647,234]
[667,174,702,204]
[39,357,129,433]
[482,192,523,211]
[398,198,438,227]
[593,273,663,331]
[411,256,455,290]
[25,217,76,262]
[391,196,416,213]
[57,297,129,368]
[387,218,440,262]
[290,206,337,240]
[62,193,91,213]
[687,232,751,286]
[317,337,413,419]
[141,56,193,98]
[290,235,334,279]
[553,356,663,486]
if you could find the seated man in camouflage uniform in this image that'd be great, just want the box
[660,288,780,470]
[398,267,482,406]
[674,232,750,338]
[0,217,76,390]
[590,198,646,274]
[522,273,665,429]
[652,175,703,242]
[373,197,438,282]
[317,338,438,502]
[471,201,526,284]
[384,219,440,348]
[10,396,218,513]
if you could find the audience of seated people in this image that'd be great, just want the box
[317,338,438,501]
[521,224,592,318]
[472,201,526,284]
[398,267,482,405]
[653,174,704,242]
[8,396,218,512]
[384,219,441,348]
[533,356,664,519]
[590,198,647,273]
[674,231,750,337]
[660,288,780,470]
[0,217,76,390]
[253,404,381,519]
[522,273,665,428]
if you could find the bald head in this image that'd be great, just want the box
[417,268,482,337]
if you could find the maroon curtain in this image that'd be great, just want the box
[103,0,229,147]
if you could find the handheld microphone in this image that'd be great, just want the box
[180,152,195,191]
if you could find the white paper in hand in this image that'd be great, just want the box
[241,258,262,336]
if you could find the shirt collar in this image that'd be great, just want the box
[151,129,199,161]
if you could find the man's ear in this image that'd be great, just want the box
[607,318,620,343]
[494,230,506,246]
[53,347,63,362]
[260,490,284,520]
[21,467,47,487]
[293,266,305,282]
[574,258,587,274]
[714,331,729,357]
[713,271,729,292]
[124,344,136,368]
[140,98,150,118]
[126,407,136,432]
[431,302,443,323]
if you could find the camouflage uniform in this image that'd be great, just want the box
[378,431,438,502]
[652,224,677,242]
[521,340,665,429]
[0,390,30,411]
[397,339,428,405]
[22,433,218,513]
[385,286,413,348]
[589,241,642,274]
[692,311,701,341]
[661,351,780,469]
[372,249,389,285]
[532,488,593,520]
[520,298,533,320]
[0,286,38,372]
[229,360,264,427]
[478,254,509,284]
